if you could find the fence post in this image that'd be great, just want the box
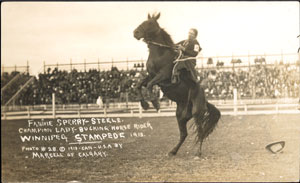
[130,106,134,117]
[27,106,30,119]
[3,111,6,120]
[233,88,237,116]
[104,105,107,117]
[84,59,86,72]
[78,108,81,118]
[52,93,56,118]
[298,46,300,98]
[26,60,29,74]
[139,102,142,118]
[43,61,46,74]
[281,49,283,64]
[70,58,72,71]
[98,58,100,71]
[248,51,251,71]
[125,92,128,108]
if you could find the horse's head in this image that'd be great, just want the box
[133,13,161,41]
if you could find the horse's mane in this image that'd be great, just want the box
[160,28,174,46]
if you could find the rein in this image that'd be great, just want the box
[144,39,197,63]
[143,40,173,48]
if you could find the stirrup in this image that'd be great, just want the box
[171,76,179,84]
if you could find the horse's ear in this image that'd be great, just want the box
[148,13,151,19]
[154,12,160,20]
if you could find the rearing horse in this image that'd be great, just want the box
[133,13,221,157]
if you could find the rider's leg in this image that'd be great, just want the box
[180,69,197,88]
[180,69,207,114]
[171,63,180,84]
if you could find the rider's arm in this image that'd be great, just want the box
[183,42,201,57]
[175,40,184,45]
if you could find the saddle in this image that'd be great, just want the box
[171,49,198,84]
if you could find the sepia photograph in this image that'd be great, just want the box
[1,1,300,182]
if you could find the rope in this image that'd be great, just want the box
[172,51,183,76]
[173,50,196,63]
[173,57,197,63]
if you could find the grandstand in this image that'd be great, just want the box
[1,54,300,119]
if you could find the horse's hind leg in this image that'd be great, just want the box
[168,102,192,156]
[196,102,221,157]
[190,85,209,157]
[191,85,207,115]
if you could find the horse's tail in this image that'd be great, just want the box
[203,102,221,139]
[192,101,221,144]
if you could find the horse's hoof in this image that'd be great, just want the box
[154,103,160,111]
[140,100,149,110]
[167,151,176,157]
[194,156,201,160]
[195,152,202,158]
[151,100,160,111]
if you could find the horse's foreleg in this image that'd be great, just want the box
[146,71,170,91]
[146,51,173,91]
[136,76,151,110]
[144,70,170,111]
[168,102,192,156]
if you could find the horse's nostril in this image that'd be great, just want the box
[133,29,141,39]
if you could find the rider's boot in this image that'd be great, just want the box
[171,72,180,84]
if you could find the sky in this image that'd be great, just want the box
[1,1,299,74]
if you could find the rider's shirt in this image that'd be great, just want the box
[177,39,202,58]
[172,39,202,83]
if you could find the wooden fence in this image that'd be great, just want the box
[2,98,299,120]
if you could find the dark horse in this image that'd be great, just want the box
[133,13,221,157]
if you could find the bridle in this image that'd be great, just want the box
[143,39,173,49]
[138,23,197,63]
[137,22,173,49]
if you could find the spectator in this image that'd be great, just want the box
[2,61,299,106]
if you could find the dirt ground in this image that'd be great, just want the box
[2,114,300,182]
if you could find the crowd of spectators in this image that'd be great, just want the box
[1,63,299,106]
[16,67,144,105]
[199,64,299,99]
